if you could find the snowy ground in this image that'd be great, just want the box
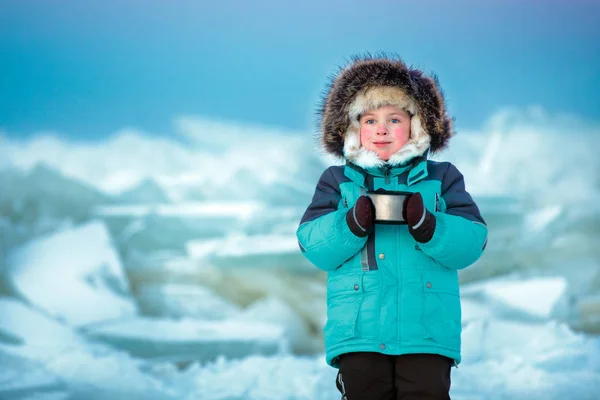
[2,276,600,400]
[1,327,599,400]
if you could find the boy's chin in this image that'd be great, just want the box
[375,151,391,161]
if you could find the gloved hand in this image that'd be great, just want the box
[346,195,375,237]
[403,192,436,243]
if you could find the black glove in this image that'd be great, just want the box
[403,192,436,243]
[346,195,375,237]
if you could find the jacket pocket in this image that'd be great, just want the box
[324,273,364,347]
[421,268,461,347]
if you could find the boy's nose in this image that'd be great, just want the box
[376,123,388,135]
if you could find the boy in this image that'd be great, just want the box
[297,55,488,400]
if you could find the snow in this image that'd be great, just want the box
[2,343,178,399]
[135,283,241,319]
[524,205,562,234]
[462,319,585,362]
[454,321,600,400]
[0,124,326,201]
[185,233,313,273]
[186,233,300,258]
[442,107,600,202]
[462,277,568,320]
[83,317,287,362]
[3,221,137,326]
[149,324,600,400]
[116,177,172,204]
[0,298,81,346]
[0,347,67,399]
[95,201,262,220]
[1,108,599,398]
[2,329,599,400]
[238,296,322,354]
[461,298,493,325]
[88,318,284,342]
[166,354,337,400]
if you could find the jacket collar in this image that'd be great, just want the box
[344,155,429,188]
[406,159,428,186]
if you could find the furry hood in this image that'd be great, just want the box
[317,54,454,168]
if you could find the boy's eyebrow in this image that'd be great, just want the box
[389,109,410,116]
[389,111,413,119]
[358,110,411,120]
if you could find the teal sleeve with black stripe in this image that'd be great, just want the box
[297,168,366,271]
[420,163,488,270]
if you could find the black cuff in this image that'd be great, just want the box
[346,207,372,238]
[409,210,436,243]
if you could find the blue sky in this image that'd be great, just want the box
[1,0,599,139]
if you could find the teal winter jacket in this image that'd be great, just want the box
[297,158,487,367]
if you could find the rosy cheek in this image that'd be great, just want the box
[360,127,373,139]
[392,128,409,140]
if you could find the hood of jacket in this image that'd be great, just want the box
[317,54,454,168]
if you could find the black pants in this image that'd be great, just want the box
[335,352,452,400]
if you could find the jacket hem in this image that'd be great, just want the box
[326,341,461,369]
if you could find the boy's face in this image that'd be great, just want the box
[359,105,411,161]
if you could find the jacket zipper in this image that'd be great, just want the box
[383,167,391,185]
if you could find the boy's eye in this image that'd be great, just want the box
[365,119,376,124]
[390,118,401,123]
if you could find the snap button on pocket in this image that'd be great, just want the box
[378,253,385,260]
[426,282,432,289]
[354,284,359,291]
[379,343,386,350]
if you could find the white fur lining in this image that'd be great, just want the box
[343,86,431,168]
[348,86,418,120]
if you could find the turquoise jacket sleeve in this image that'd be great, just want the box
[420,163,488,270]
[296,168,367,271]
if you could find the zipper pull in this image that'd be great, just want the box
[384,167,391,185]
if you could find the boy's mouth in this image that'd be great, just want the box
[373,141,391,147]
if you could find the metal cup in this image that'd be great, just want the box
[366,190,412,225]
